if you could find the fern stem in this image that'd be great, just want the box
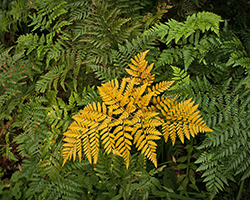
[236,179,245,200]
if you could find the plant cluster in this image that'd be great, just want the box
[1,0,250,199]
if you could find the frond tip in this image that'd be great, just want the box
[125,50,155,85]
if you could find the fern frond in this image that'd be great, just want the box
[125,50,155,85]
[148,81,174,96]
[91,65,119,83]
[133,111,162,167]
[62,102,111,165]
[227,50,250,69]
[161,98,213,144]
[62,50,211,168]
[35,65,68,93]
[149,12,223,43]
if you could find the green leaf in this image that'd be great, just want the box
[177,174,186,183]
[177,156,187,162]
[111,194,121,200]
[10,171,21,182]
[162,186,175,193]
[177,164,188,169]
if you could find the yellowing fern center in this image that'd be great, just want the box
[62,50,213,168]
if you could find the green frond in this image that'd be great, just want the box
[91,65,120,83]
[182,72,250,197]
[77,86,101,106]
[74,0,141,65]
[227,50,250,70]
[35,65,68,93]
[146,11,223,43]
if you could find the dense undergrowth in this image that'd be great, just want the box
[0,0,250,199]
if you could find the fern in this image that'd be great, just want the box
[145,11,224,75]
[175,74,250,198]
[146,11,223,42]
[66,1,90,22]
[35,65,69,93]
[91,64,120,83]
[111,34,160,81]
[74,0,141,65]
[62,50,212,168]
[227,50,250,70]
[77,86,101,106]
[28,0,68,32]
[0,0,32,46]
[11,92,88,199]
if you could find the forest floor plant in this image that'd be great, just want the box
[1,0,250,199]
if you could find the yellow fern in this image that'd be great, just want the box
[62,50,213,168]
[125,50,155,85]
[161,99,213,145]
[148,81,175,96]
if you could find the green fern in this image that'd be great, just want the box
[176,75,250,198]
[28,0,68,32]
[91,64,120,83]
[35,65,69,93]
[66,1,90,22]
[74,0,141,65]
[76,86,101,106]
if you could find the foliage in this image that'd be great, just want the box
[0,0,32,46]
[190,76,250,198]
[0,48,34,167]
[146,9,250,199]
[1,0,250,199]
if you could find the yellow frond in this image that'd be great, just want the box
[62,101,113,165]
[131,124,141,136]
[62,50,212,169]
[125,50,155,85]
[152,96,177,117]
[145,127,162,136]
[125,68,139,77]
[141,63,154,80]
[162,122,170,143]
[142,74,155,85]
[126,101,136,113]
[150,81,174,96]
[62,147,73,166]
[162,98,213,145]
[132,83,148,103]
[81,131,92,164]
[128,63,139,71]
[98,85,120,105]
[141,111,160,121]
[124,78,135,96]
[118,79,127,97]
[62,127,88,166]
[115,134,131,169]
[89,131,99,164]
[135,129,158,168]
[137,92,154,108]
